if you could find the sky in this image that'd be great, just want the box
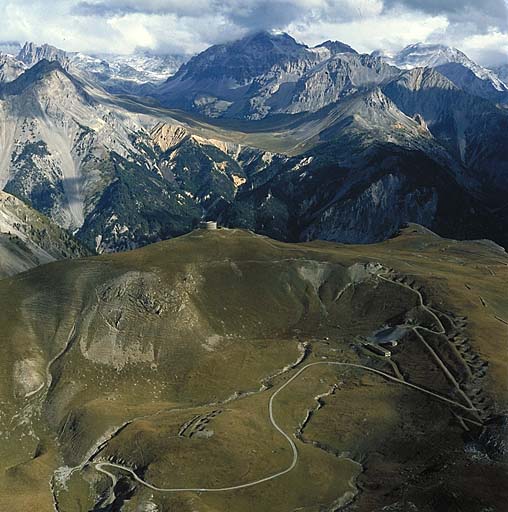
[0,0,507,65]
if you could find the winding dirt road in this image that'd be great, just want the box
[84,266,480,496]
[378,273,478,413]
[94,359,477,493]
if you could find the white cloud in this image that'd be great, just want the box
[461,29,508,65]
[287,8,449,54]
[106,15,159,51]
[0,1,123,53]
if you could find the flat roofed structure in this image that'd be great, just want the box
[199,221,218,230]
[363,342,391,357]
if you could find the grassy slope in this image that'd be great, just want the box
[0,191,90,278]
[0,227,506,511]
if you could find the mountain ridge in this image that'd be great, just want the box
[376,42,508,103]
[0,32,506,254]
[0,190,90,277]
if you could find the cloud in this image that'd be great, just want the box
[385,0,508,30]
[72,0,385,32]
[74,0,212,17]
[71,0,507,34]
[287,7,449,54]
[0,0,506,65]
[461,28,508,65]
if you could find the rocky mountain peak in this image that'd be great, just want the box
[1,58,94,138]
[158,31,400,119]
[240,30,303,51]
[388,42,480,72]
[396,42,455,65]
[0,53,26,83]
[17,41,70,69]
[381,42,508,94]
[314,40,358,55]
[1,59,71,95]
[168,30,314,86]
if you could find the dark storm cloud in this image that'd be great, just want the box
[212,1,309,31]
[73,0,508,28]
[385,0,508,29]
[73,0,380,26]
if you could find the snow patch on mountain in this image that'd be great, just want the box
[70,51,187,85]
[7,41,188,94]
[0,54,26,83]
[492,64,508,86]
[379,43,508,92]
[0,41,22,56]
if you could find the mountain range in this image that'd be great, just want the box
[0,41,188,94]
[1,31,508,512]
[375,43,508,103]
[0,31,507,260]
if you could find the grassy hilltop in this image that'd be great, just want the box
[0,226,506,511]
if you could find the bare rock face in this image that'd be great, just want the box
[0,60,144,231]
[150,123,190,153]
[156,31,398,119]
[383,67,508,198]
[283,54,399,116]
[412,113,428,130]
[79,270,208,370]
[17,42,70,69]
[0,53,26,83]
[12,357,45,398]
[0,191,88,277]
[302,174,439,244]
